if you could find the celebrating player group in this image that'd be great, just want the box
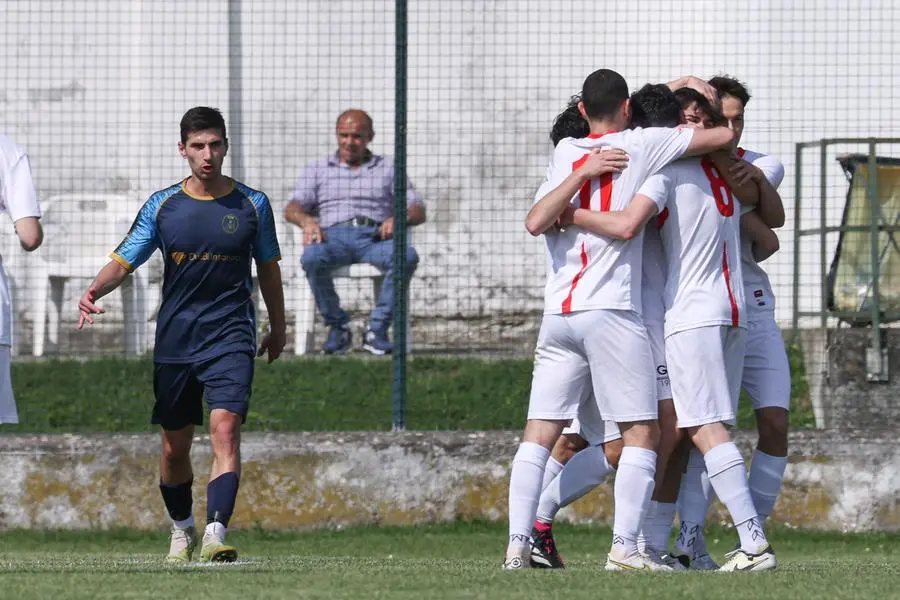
[507,70,789,573]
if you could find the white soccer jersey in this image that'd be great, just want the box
[737,148,784,318]
[642,221,667,323]
[538,127,694,315]
[639,157,746,337]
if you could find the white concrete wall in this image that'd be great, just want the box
[1,0,898,344]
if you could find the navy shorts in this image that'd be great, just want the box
[152,352,255,431]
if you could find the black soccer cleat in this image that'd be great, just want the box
[530,525,565,569]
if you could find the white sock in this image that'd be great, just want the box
[675,447,713,557]
[540,457,565,493]
[507,442,551,548]
[535,444,613,523]
[204,521,226,543]
[704,442,768,553]
[611,446,657,557]
[173,515,195,530]
[637,500,657,553]
[748,450,788,523]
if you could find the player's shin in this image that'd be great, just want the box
[206,472,240,542]
[694,428,769,554]
[675,446,714,558]
[507,440,552,552]
[610,424,658,559]
[536,444,614,525]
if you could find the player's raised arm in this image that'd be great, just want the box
[741,210,780,262]
[681,126,735,157]
[525,148,628,236]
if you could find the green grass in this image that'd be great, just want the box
[0,522,895,599]
[6,346,813,433]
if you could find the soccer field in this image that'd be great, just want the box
[0,523,896,600]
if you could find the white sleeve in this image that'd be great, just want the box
[639,127,695,176]
[751,154,785,190]
[636,172,672,214]
[535,140,579,205]
[532,179,554,206]
[3,151,41,222]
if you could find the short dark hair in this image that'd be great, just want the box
[674,88,726,127]
[550,95,589,145]
[580,69,629,120]
[180,107,227,144]
[629,84,682,129]
[708,75,751,106]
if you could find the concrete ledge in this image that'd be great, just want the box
[0,430,897,532]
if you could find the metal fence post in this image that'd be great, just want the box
[866,141,888,382]
[391,0,409,431]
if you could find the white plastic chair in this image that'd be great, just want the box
[29,193,149,356]
[291,225,413,355]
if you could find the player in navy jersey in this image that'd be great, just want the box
[77,107,285,563]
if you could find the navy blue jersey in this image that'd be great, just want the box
[112,179,281,363]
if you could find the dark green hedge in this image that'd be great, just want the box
[3,346,812,433]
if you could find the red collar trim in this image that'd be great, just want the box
[587,129,618,139]
[736,147,746,158]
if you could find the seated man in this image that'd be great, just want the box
[285,109,426,355]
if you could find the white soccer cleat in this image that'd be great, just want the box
[642,547,686,571]
[503,546,532,570]
[605,547,652,572]
[718,546,777,572]
[166,526,198,563]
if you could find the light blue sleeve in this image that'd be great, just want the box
[251,192,281,264]
[111,193,163,272]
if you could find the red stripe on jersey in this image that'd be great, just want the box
[562,242,589,314]
[722,242,739,327]
[572,154,592,209]
[736,147,746,159]
[572,157,614,211]
[656,207,669,229]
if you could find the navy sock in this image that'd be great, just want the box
[159,479,193,521]
[206,472,240,527]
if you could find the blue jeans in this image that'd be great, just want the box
[300,224,419,332]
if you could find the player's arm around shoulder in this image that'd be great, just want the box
[569,193,659,240]
[567,171,670,240]
[525,145,628,236]
[682,126,735,157]
[741,209,780,262]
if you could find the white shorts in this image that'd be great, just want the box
[0,264,11,347]
[527,310,657,424]
[0,346,17,424]
[742,317,791,411]
[646,319,671,401]
[666,326,746,428]
[563,398,622,446]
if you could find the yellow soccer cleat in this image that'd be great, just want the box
[198,538,238,563]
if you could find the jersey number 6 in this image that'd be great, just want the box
[700,159,734,217]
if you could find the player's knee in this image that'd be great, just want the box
[756,407,789,453]
[603,438,624,469]
[161,429,193,462]
[552,433,587,463]
[210,413,242,456]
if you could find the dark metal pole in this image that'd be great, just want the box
[391,0,408,432]
[227,0,244,182]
